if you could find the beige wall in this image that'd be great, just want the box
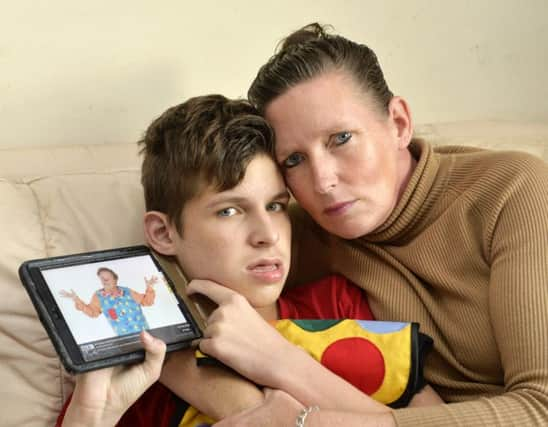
[1,0,547,147]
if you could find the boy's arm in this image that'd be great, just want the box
[160,348,265,420]
[61,331,166,427]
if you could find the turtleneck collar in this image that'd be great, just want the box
[359,138,441,244]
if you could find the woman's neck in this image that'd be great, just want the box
[397,147,418,201]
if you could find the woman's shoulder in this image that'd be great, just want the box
[436,144,546,173]
[436,146,548,194]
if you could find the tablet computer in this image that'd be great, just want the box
[19,245,207,373]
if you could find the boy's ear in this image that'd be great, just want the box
[143,211,178,256]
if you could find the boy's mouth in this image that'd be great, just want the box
[251,264,278,272]
[247,259,284,283]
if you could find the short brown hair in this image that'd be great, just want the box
[139,95,275,234]
[97,267,118,281]
[248,23,393,115]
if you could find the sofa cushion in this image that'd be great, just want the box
[415,121,548,161]
[0,143,143,426]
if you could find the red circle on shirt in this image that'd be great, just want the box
[320,337,385,395]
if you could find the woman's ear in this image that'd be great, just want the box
[388,96,413,149]
[143,211,178,256]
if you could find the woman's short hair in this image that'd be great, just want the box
[248,23,393,115]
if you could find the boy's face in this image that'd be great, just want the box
[172,154,291,311]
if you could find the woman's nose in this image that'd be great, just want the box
[311,157,337,194]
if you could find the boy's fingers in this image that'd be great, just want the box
[140,331,166,381]
[186,279,238,305]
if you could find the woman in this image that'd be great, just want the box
[195,23,548,426]
[60,267,158,336]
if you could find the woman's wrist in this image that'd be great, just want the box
[268,341,312,390]
[296,405,320,426]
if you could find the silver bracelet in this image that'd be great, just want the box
[295,405,319,427]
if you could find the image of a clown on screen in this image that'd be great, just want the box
[60,267,157,337]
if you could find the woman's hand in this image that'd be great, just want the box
[144,275,159,288]
[62,331,166,427]
[59,288,79,302]
[187,279,296,387]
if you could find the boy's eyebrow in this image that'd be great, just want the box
[205,189,290,209]
[271,189,291,200]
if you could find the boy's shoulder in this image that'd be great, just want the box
[279,274,373,320]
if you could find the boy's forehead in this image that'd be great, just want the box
[182,154,287,212]
[198,182,288,207]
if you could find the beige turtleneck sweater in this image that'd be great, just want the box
[289,139,548,426]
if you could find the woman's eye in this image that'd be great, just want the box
[266,202,287,212]
[217,207,237,217]
[283,152,304,168]
[334,131,352,145]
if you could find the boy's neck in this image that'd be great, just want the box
[255,303,279,322]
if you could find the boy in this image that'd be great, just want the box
[59,95,437,427]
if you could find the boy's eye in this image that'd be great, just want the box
[333,131,352,145]
[283,152,305,169]
[266,202,287,212]
[217,207,237,217]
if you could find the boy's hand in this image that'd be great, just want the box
[187,279,295,388]
[63,331,166,426]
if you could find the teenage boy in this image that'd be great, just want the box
[59,95,438,427]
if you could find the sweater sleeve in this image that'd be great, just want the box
[393,154,548,426]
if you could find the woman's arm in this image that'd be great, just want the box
[59,289,102,317]
[213,388,397,427]
[188,279,390,415]
[161,276,442,421]
[130,275,157,306]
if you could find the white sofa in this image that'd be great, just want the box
[1,121,547,426]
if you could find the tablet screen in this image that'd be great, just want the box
[21,246,202,371]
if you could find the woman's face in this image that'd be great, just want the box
[98,270,117,291]
[265,71,414,239]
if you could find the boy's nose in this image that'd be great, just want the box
[250,215,279,247]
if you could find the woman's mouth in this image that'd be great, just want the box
[324,200,356,216]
